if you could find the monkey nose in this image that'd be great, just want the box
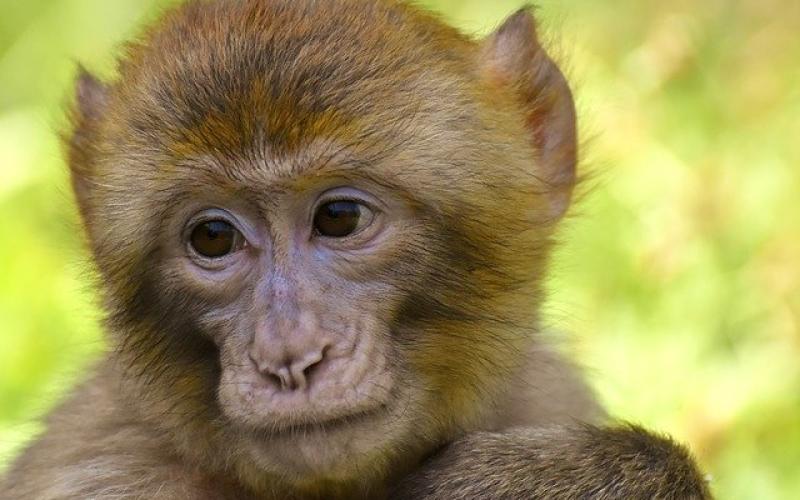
[249,348,327,391]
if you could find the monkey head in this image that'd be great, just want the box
[66,0,576,490]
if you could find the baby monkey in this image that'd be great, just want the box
[1,0,711,498]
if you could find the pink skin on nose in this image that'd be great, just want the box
[249,307,333,392]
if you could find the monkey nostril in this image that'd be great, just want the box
[249,352,289,390]
[289,347,328,391]
[275,366,293,391]
[253,368,286,390]
[304,354,325,380]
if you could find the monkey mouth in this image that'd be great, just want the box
[218,366,401,441]
[241,406,389,439]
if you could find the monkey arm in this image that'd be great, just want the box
[390,425,712,499]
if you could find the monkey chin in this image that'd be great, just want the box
[240,411,403,483]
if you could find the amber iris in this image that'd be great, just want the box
[314,201,362,237]
[190,220,238,257]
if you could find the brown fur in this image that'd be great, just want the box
[2,1,710,499]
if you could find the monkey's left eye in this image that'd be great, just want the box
[189,220,243,258]
[313,200,374,238]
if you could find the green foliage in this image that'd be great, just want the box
[1,1,797,497]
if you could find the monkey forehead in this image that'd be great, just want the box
[108,0,483,157]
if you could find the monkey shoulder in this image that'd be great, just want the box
[0,366,249,500]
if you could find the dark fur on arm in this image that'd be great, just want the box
[391,424,712,499]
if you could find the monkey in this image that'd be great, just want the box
[0,0,711,498]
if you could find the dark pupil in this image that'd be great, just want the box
[191,221,235,257]
[314,201,361,237]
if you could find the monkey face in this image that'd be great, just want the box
[183,183,405,424]
[82,116,540,480]
[66,0,575,484]
[170,167,428,475]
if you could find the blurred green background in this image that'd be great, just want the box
[1,0,798,497]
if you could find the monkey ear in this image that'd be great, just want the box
[480,8,577,221]
[68,66,109,220]
[74,65,110,122]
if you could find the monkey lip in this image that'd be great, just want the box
[245,406,389,438]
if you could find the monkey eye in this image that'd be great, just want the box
[189,220,243,258]
[313,200,374,238]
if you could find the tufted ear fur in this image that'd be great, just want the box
[66,66,110,221]
[480,8,577,220]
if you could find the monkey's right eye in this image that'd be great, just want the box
[189,220,242,258]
